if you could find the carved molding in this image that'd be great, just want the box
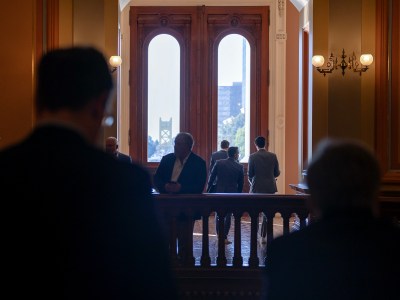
[276,32,287,40]
[278,0,285,16]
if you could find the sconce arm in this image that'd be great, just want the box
[315,67,334,77]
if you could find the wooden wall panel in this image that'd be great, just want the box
[375,0,400,191]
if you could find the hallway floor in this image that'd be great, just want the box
[192,213,298,266]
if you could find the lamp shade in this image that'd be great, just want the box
[109,56,122,68]
[359,54,373,66]
[312,55,325,67]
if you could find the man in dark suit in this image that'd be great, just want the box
[248,136,280,193]
[208,139,229,193]
[154,132,207,261]
[207,146,244,243]
[248,136,280,242]
[105,136,132,163]
[265,138,400,300]
[0,47,178,300]
[154,132,206,194]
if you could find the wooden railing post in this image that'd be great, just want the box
[216,210,228,267]
[232,211,243,267]
[200,213,211,267]
[248,211,259,267]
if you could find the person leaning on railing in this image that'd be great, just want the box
[154,132,207,263]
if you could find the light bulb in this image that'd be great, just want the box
[109,56,122,68]
[312,55,325,67]
[360,54,373,66]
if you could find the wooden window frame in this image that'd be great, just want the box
[375,0,400,190]
[129,6,269,184]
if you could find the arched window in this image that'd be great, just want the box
[147,34,180,162]
[218,34,250,162]
[130,6,269,184]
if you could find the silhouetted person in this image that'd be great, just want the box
[0,47,178,300]
[265,138,400,300]
[207,146,244,243]
[248,136,280,242]
[154,132,207,262]
[154,132,206,194]
[105,136,132,163]
[248,136,280,193]
[208,140,230,192]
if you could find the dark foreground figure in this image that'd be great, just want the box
[0,47,178,300]
[265,138,400,300]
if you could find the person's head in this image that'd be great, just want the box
[220,140,230,150]
[35,47,113,143]
[306,138,381,219]
[105,137,119,156]
[254,136,266,149]
[228,146,239,159]
[174,132,194,160]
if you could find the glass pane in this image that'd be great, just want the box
[148,34,180,162]
[218,34,250,162]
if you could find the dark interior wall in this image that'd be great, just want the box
[71,0,119,145]
[311,0,329,150]
[286,1,301,190]
[328,0,362,139]
[0,2,36,149]
[312,0,376,150]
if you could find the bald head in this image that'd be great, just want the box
[105,137,118,156]
[306,138,381,218]
[174,132,194,161]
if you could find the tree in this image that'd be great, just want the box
[219,112,245,159]
[148,136,159,158]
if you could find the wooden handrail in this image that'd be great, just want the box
[155,193,310,268]
[154,193,400,299]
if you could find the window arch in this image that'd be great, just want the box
[148,34,181,162]
[217,34,251,162]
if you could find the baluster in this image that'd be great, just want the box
[299,212,309,229]
[282,212,291,235]
[232,211,243,267]
[169,215,179,266]
[186,215,196,266]
[265,211,275,244]
[216,210,227,267]
[200,213,211,267]
[248,211,259,268]
[179,213,195,267]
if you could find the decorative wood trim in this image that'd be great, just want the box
[302,30,309,170]
[129,6,197,164]
[35,0,44,63]
[375,0,400,187]
[46,0,59,51]
[390,0,399,170]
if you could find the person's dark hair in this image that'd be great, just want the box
[306,138,381,216]
[36,47,113,113]
[254,136,266,148]
[220,140,230,149]
[228,146,238,158]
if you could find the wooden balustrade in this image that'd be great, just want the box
[155,193,310,268]
[154,193,400,300]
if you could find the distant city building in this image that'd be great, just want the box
[218,81,243,125]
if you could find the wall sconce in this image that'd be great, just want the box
[109,55,122,73]
[312,49,373,77]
